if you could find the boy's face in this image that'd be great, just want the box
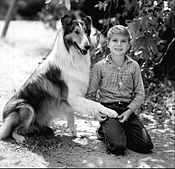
[108,34,130,57]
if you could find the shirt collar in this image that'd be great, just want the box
[105,54,133,65]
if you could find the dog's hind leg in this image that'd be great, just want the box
[0,111,19,140]
[11,105,35,143]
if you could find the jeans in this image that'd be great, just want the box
[99,102,154,155]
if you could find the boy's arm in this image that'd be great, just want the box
[127,63,145,112]
[86,63,101,101]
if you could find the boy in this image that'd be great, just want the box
[86,25,153,155]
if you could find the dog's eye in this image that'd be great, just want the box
[83,27,88,34]
[74,30,80,35]
[84,29,88,34]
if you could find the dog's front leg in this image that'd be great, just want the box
[68,96,118,120]
[66,111,77,136]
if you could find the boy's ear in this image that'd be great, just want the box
[127,43,131,51]
[106,39,109,46]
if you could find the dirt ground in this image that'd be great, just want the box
[0,21,174,168]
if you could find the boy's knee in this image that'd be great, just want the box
[106,142,126,155]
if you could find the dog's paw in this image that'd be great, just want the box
[68,123,77,137]
[91,109,107,121]
[104,107,118,118]
[69,126,77,137]
[12,132,26,143]
[93,103,118,118]
[61,125,77,137]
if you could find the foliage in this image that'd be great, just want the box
[39,0,83,29]
[92,0,175,122]
[41,0,175,81]
[38,0,69,29]
[0,0,9,19]
[93,0,175,79]
[141,79,175,122]
[40,0,175,120]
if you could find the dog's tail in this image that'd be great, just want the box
[0,99,35,140]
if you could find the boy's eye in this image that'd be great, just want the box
[112,39,127,43]
[113,39,118,42]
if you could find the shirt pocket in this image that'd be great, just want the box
[102,67,117,88]
[121,70,133,89]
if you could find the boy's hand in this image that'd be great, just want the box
[118,109,132,123]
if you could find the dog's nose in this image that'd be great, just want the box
[84,45,90,50]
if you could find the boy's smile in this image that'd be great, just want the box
[108,34,130,57]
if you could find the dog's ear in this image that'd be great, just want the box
[82,16,92,36]
[61,15,72,29]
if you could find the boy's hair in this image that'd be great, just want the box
[107,25,132,41]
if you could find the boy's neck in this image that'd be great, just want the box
[110,54,126,68]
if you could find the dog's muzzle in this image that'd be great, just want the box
[73,42,90,55]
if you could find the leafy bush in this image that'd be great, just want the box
[40,0,175,120]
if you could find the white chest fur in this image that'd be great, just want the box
[48,31,91,98]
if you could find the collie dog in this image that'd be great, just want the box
[0,15,117,143]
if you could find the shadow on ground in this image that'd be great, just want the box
[0,21,174,168]
[1,118,174,168]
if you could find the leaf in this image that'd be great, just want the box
[123,0,137,10]
[45,0,51,4]
[132,36,146,51]
[168,10,175,31]
[131,34,159,62]
[45,0,64,7]
[65,0,71,10]
[94,1,108,11]
[146,36,159,55]
[127,18,143,43]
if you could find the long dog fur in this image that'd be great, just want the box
[0,15,117,143]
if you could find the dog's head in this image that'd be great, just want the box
[61,15,92,55]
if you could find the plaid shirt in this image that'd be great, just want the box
[86,54,145,112]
